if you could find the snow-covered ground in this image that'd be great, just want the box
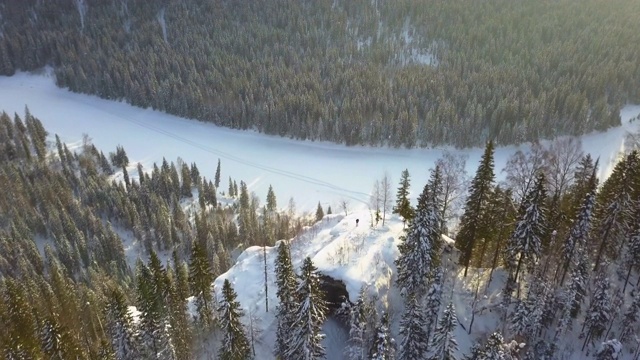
[209,210,640,359]
[206,211,502,359]
[0,70,638,213]
[208,212,404,359]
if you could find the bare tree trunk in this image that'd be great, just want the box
[263,242,268,313]
[623,264,634,294]
[381,173,391,226]
[468,269,483,334]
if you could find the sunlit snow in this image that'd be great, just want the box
[0,70,638,213]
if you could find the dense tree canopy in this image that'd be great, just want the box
[0,0,637,147]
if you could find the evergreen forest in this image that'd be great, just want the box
[1,0,639,147]
[2,108,640,358]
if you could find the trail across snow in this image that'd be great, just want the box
[0,70,638,212]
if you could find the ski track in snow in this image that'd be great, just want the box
[0,71,639,213]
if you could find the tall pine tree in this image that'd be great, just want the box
[218,279,251,360]
[274,241,298,359]
[369,312,395,360]
[428,303,459,360]
[505,172,547,283]
[394,169,414,226]
[105,287,139,360]
[345,287,368,360]
[287,257,327,360]
[398,294,428,360]
[189,242,215,327]
[396,166,443,297]
[457,141,496,277]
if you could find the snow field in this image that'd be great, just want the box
[1,71,638,214]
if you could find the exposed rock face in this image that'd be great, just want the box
[318,274,350,316]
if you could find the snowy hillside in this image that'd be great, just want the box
[207,212,403,359]
[205,211,462,359]
[207,209,640,359]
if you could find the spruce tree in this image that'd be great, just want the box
[215,159,221,188]
[274,241,298,359]
[558,167,597,286]
[505,172,547,283]
[287,257,327,360]
[218,279,251,360]
[266,184,277,212]
[594,339,622,360]
[620,289,640,344]
[105,288,140,360]
[394,169,414,225]
[369,312,395,360]
[345,288,368,360]
[581,272,612,350]
[510,299,529,338]
[428,303,459,360]
[398,294,429,360]
[166,268,191,360]
[228,176,235,197]
[456,141,496,277]
[189,242,215,327]
[395,167,443,297]
[424,268,444,341]
[592,153,633,272]
[180,162,192,198]
[316,201,325,222]
[463,344,484,360]
[136,262,176,360]
[40,313,83,359]
[2,279,41,358]
[622,202,640,293]
[481,332,505,360]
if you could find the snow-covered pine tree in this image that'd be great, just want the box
[369,312,396,360]
[581,271,613,351]
[505,172,547,283]
[345,288,368,360]
[105,287,140,360]
[395,166,443,297]
[394,169,414,226]
[189,241,216,327]
[513,271,549,345]
[40,313,83,359]
[569,249,590,318]
[555,283,577,340]
[425,267,444,341]
[558,167,597,286]
[428,302,459,360]
[136,262,176,360]
[592,153,633,272]
[218,279,251,360]
[463,344,484,360]
[456,141,496,277]
[316,201,325,222]
[215,158,221,188]
[619,289,640,344]
[594,339,622,360]
[481,332,506,360]
[286,257,327,360]
[398,294,429,360]
[554,250,590,345]
[510,299,529,339]
[622,201,640,293]
[274,241,298,359]
[523,284,547,343]
[166,266,192,360]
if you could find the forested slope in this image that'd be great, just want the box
[1,0,638,147]
[0,109,310,358]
